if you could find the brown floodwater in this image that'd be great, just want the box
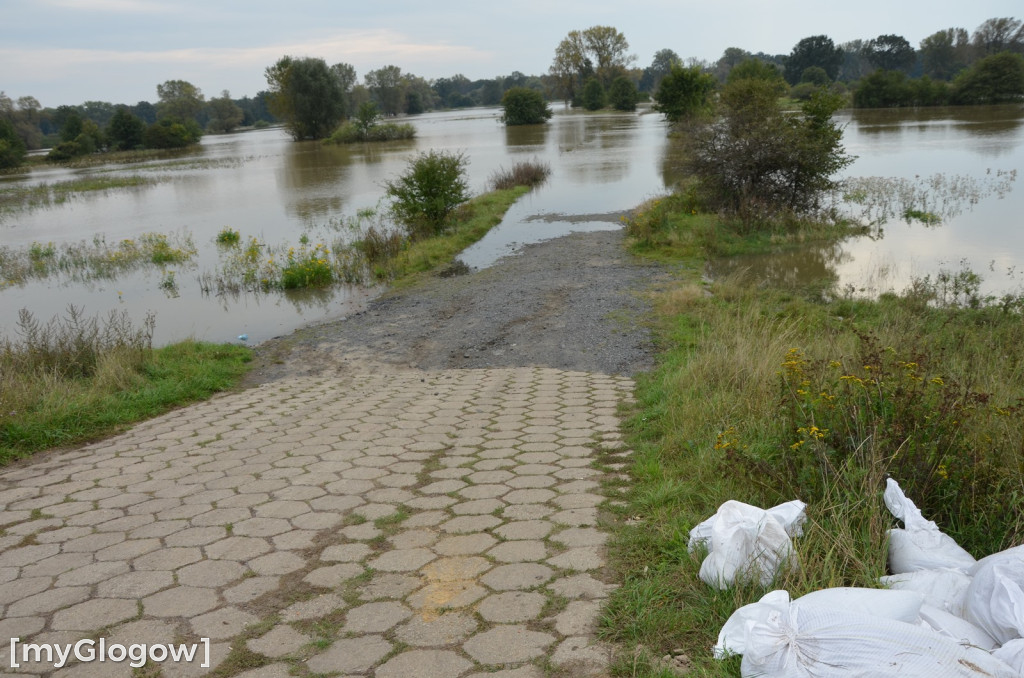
[2,104,1021,347]
[709,105,1024,298]
[0,106,676,345]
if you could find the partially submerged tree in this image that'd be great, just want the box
[156,80,205,123]
[653,64,716,123]
[265,56,349,140]
[581,78,606,110]
[206,90,244,133]
[686,79,853,222]
[549,26,635,104]
[385,150,470,239]
[500,87,552,126]
[608,76,638,111]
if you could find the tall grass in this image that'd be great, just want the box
[0,306,250,463]
[602,207,1024,676]
[488,160,551,190]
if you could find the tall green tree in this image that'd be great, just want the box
[0,118,27,169]
[582,25,635,87]
[366,65,405,116]
[640,48,680,92]
[265,56,349,140]
[785,35,843,85]
[549,30,592,105]
[951,51,1024,104]
[156,80,204,122]
[653,64,716,123]
[838,40,873,81]
[971,17,1024,57]
[728,59,788,95]
[864,34,916,73]
[608,76,638,111]
[920,28,971,80]
[106,106,146,150]
[206,90,244,133]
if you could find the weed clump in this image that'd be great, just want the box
[488,160,552,191]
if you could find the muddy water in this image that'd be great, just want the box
[709,105,1024,297]
[0,107,675,345]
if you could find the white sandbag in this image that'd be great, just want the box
[963,550,1024,645]
[738,600,1017,678]
[992,638,1024,674]
[715,590,791,659]
[918,604,998,650]
[880,567,973,615]
[688,499,806,552]
[795,586,924,623]
[697,500,799,589]
[884,478,976,573]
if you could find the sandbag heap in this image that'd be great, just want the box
[696,480,1023,677]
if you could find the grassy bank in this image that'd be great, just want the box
[1,180,534,464]
[358,185,530,286]
[601,197,1024,676]
[0,308,251,464]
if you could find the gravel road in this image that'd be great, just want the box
[244,229,662,384]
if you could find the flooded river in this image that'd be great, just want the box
[1,104,1022,346]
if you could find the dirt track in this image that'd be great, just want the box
[244,229,661,384]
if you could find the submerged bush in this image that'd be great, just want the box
[385,150,470,239]
[500,87,553,126]
[488,160,552,190]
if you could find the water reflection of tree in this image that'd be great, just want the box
[558,112,635,184]
[849,105,1024,139]
[708,242,850,293]
[504,124,548,151]
[201,282,345,314]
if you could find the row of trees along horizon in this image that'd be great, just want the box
[1,15,1023,169]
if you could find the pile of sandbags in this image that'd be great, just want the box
[695,480,1024,676]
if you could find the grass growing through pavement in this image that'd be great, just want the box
[0,307,251,464]
[600,195,1024,676]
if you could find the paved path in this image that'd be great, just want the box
[0,365,633,678]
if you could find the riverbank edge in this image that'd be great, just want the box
[0,185,531,465]
[597,200,1024,676]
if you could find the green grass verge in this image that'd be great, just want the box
[601,200,1024,676]
[373,185,529,287]
[1,340,251,464]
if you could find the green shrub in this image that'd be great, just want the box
[280,243,334,288]
[582,78,606,110]
[216,227,241,245]
[608,76,638,111]
[0,119,27,169]
[385,150,470,239]
[488,160,551,190]
[328,121,416,144]
[500,87,553,126]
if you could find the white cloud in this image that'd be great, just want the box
[39,0,175,12]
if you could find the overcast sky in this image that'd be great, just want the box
[2,0,1021,108]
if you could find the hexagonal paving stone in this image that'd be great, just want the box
[394,613,478,647]
[142,586,219,617]
[368,547,435,572]
[303,563,363,589]
[376,649,472,678]
[343,601,412,633]
[438,515,502,534]
[247,626,311,659]
[134,547,203,570]
[407,581,488,611]
[306,635,392,674]
[177,559,247,587]
[206,537,271,561]
[494,520,553,540]
[191,606,259,639]
[463,625,556,664]
[432,533,498,556]
[422,556,491,582]
[488,540,548,563]
[98,570,174,599]
[477,591,547,623]
[247,551,306,575]
[480,563,554,591]
[321,543,371,562]
[50,598,138,630]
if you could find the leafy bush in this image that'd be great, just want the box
[608,76,638,111]
[280,243,333,288]
[0,119,27,169]
[143,119,202,149]
[687,80,853,224]
[385,150,470,238]
[500,87,553,126]
[327,121,416,144]
[951,51,1024,104]
[653,63,716,123]
[216,227,241,245]
[581,78,606,110]
[488,160,551,190]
